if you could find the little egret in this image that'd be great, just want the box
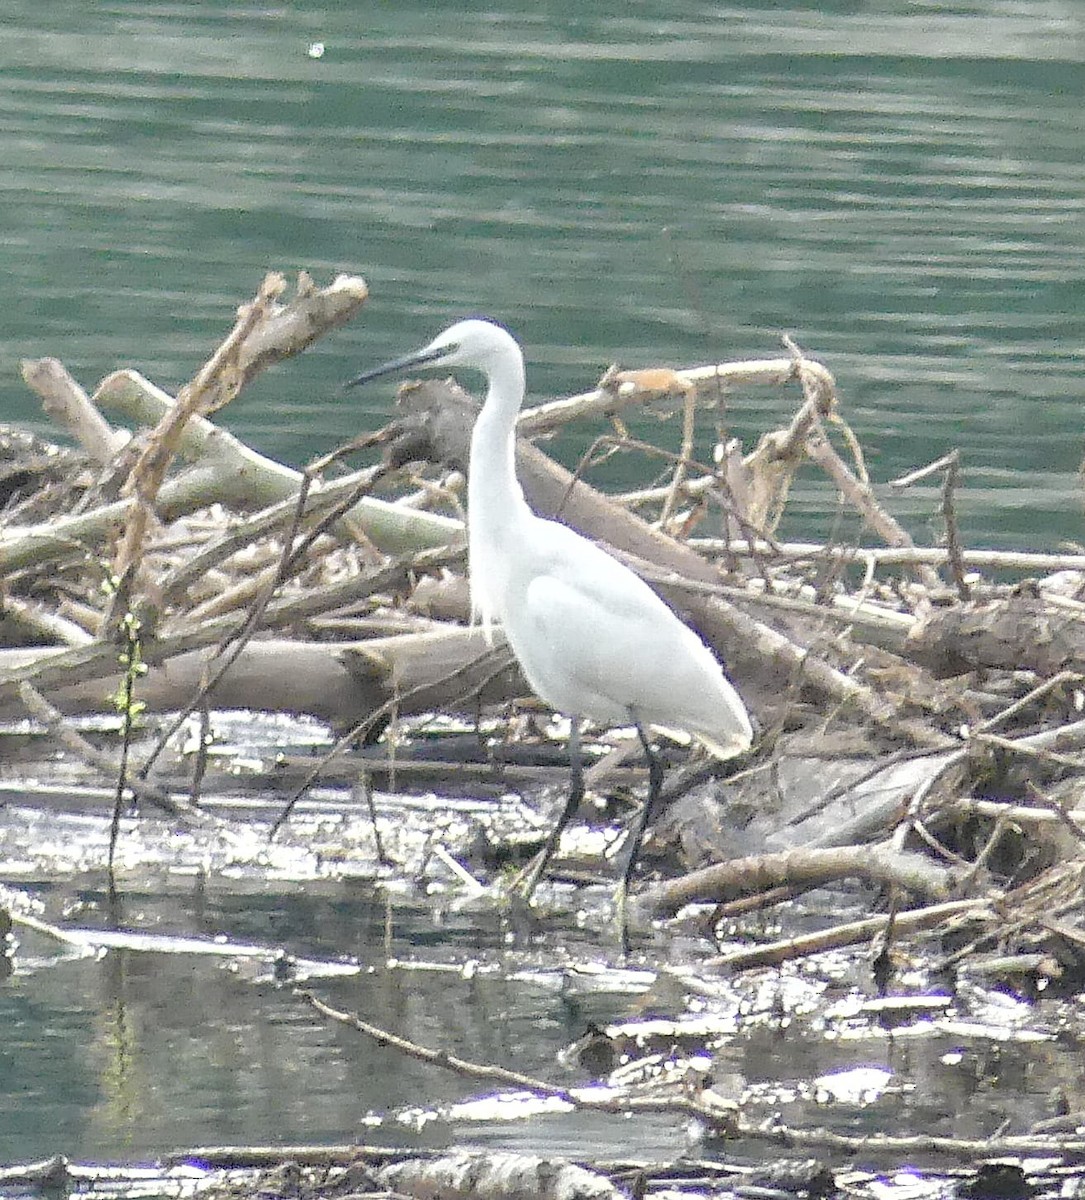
[348,319,753,930]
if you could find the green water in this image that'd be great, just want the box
[2,0,1082,548]
[1,0,1084,1166]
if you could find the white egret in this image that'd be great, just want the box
[348,319,753,934]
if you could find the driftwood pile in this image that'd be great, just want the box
[6,269,1085,984]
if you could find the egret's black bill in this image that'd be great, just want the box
[345,344,446,390]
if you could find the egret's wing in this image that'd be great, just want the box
[516,536,698,709]
[532,520,673,619]
[510,521,751,753]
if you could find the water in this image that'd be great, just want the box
[2,876,1076,1167]
[1,0,1084,1166]
[1,888,507,1156]
[2,0,1083,548]
[0,877,689,1164]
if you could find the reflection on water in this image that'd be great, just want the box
[0,0,1082,547]
[0,878,1075,1165]
[0,886,558,1161]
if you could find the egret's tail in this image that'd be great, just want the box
[694,727,753,761]
[648,724,752,761]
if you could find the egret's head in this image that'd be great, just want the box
[346,317,519,389]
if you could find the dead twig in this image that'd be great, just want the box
[692,537,1085,575]
[296,988,583,1103]
[705,897,991,971]
[737,1121,1085,1166]
[639,841,955,919]
[803,412,942,592]
[15,681,218,828]
[941,450,970,599]
[111,272,289,599]
[657,377,698,529]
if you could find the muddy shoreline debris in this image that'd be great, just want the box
[6,270,1085,1184]
[8,271,1085,947]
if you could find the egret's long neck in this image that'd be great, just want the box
[468,350,530,527]
[467,343,530,635]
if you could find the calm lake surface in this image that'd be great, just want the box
[1,0,1084,1166]
[3,0,1083,548]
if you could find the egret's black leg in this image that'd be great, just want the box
[617,720,664,956]
[623,721,665,894]
[520,717,583,901]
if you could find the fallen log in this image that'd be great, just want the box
[0,627,522,731]
[907,590,1085,677]
[637,842,955,920]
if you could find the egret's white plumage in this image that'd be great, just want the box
[349,318,753,925]
[407,319,751,753]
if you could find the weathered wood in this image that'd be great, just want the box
[384,378,950,748]
[96,369,463,553]
[377,1151,623,1200]
[908,592,1085,677]
[20,356,127,464]
[638,842,954,919]
[0,628,522,730]
[518,355,803,435]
